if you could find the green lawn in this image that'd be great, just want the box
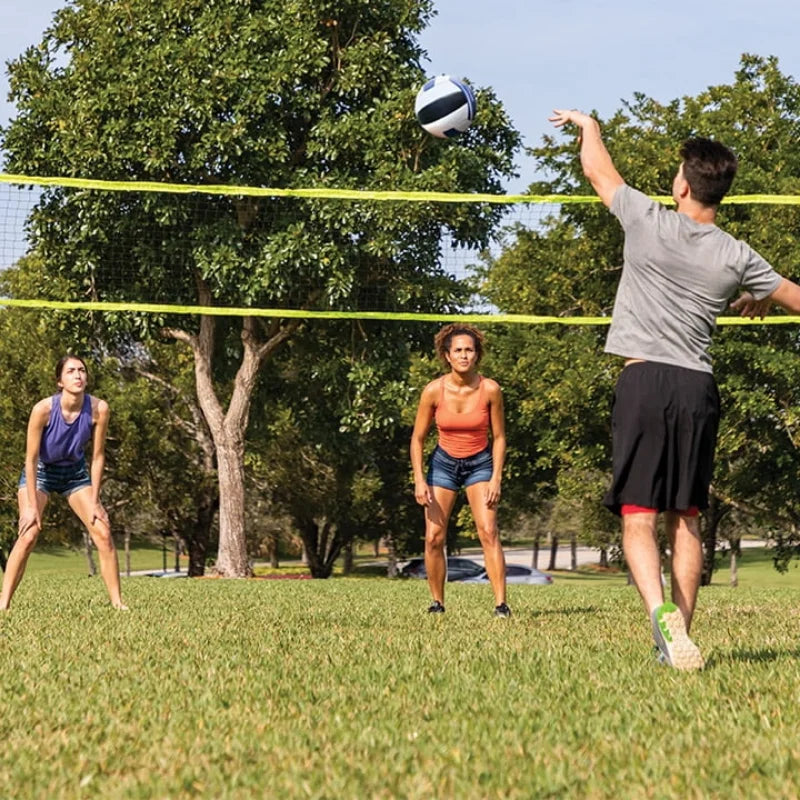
[2,552,800,798]
[23,542,169,576]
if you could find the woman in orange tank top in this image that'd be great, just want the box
[410,324,509,617]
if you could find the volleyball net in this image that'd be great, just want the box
[2,173,800,326]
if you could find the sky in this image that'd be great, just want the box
[3,0,800,191]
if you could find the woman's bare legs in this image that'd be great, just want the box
[0,488,49,609]
[424,486,457,606]
[68,487,126,609]
[465,482,506,607]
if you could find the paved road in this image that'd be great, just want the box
[460,545,605,571]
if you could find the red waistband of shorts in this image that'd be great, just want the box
[620,504,698,517]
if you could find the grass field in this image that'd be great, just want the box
[2,550,800,798]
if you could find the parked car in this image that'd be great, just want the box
[400,557,485,582]
[462,564,554,585]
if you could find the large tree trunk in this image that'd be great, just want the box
[214,437,252,577]
[342,540,354,575]
[729,536,741,588]
[269,530,279,569]
[166,302,296,578]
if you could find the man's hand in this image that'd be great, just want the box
[549,109,596,130]
[547,108,623,208]
[730,291,772,319]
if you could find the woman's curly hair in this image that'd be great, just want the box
[433,324,486,367]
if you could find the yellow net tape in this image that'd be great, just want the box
[2,173,799,323]
[2,298,798,325]
[3,173,800,205]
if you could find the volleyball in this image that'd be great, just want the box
[414,75,476,139]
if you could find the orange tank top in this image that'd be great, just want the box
[435,376,490,458]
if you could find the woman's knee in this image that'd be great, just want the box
[477,524,500,547]
[91,525,115,553]
[425,528,446,550]
[16,527,40,553]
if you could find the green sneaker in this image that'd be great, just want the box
[651,602,704,671]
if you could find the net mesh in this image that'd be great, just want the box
[1,174,799,324]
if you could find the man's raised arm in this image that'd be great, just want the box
[549,109,625,207]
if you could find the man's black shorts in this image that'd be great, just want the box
[603,361,720,516]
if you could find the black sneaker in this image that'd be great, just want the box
[494,602,512,618]
[428,601,445,614]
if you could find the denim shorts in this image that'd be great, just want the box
[19,458,92,497]
[426,445,493,491]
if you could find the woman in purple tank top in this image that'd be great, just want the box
[0,355,127,611]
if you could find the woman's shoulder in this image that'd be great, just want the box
[418,377,444,405]
[422,376,444,394]
[89,395,110,420]
[31,396,53,418]
[481,376,502,395]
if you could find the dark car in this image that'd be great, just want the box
[400,557,485,582]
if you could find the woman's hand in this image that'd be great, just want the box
[18,507,41,536]
[91,503,109,527]
[484,478,502,509]
[414,478,432,507]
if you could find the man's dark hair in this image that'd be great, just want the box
[680,138,738,207]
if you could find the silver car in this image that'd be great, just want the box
[462,564,553,585]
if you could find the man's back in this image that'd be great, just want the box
[605,185,782,372]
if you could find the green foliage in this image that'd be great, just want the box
[2,0,520,328]
[2,574,800,797]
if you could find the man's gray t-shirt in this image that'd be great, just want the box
[605,185,782,373]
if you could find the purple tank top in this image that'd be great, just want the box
[38,394,94,466]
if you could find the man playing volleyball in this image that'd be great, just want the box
[549,109,800,669]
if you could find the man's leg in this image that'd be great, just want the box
[622,509,664,615]
[664,510,703,632]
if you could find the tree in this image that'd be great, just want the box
[2,0,521,575]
